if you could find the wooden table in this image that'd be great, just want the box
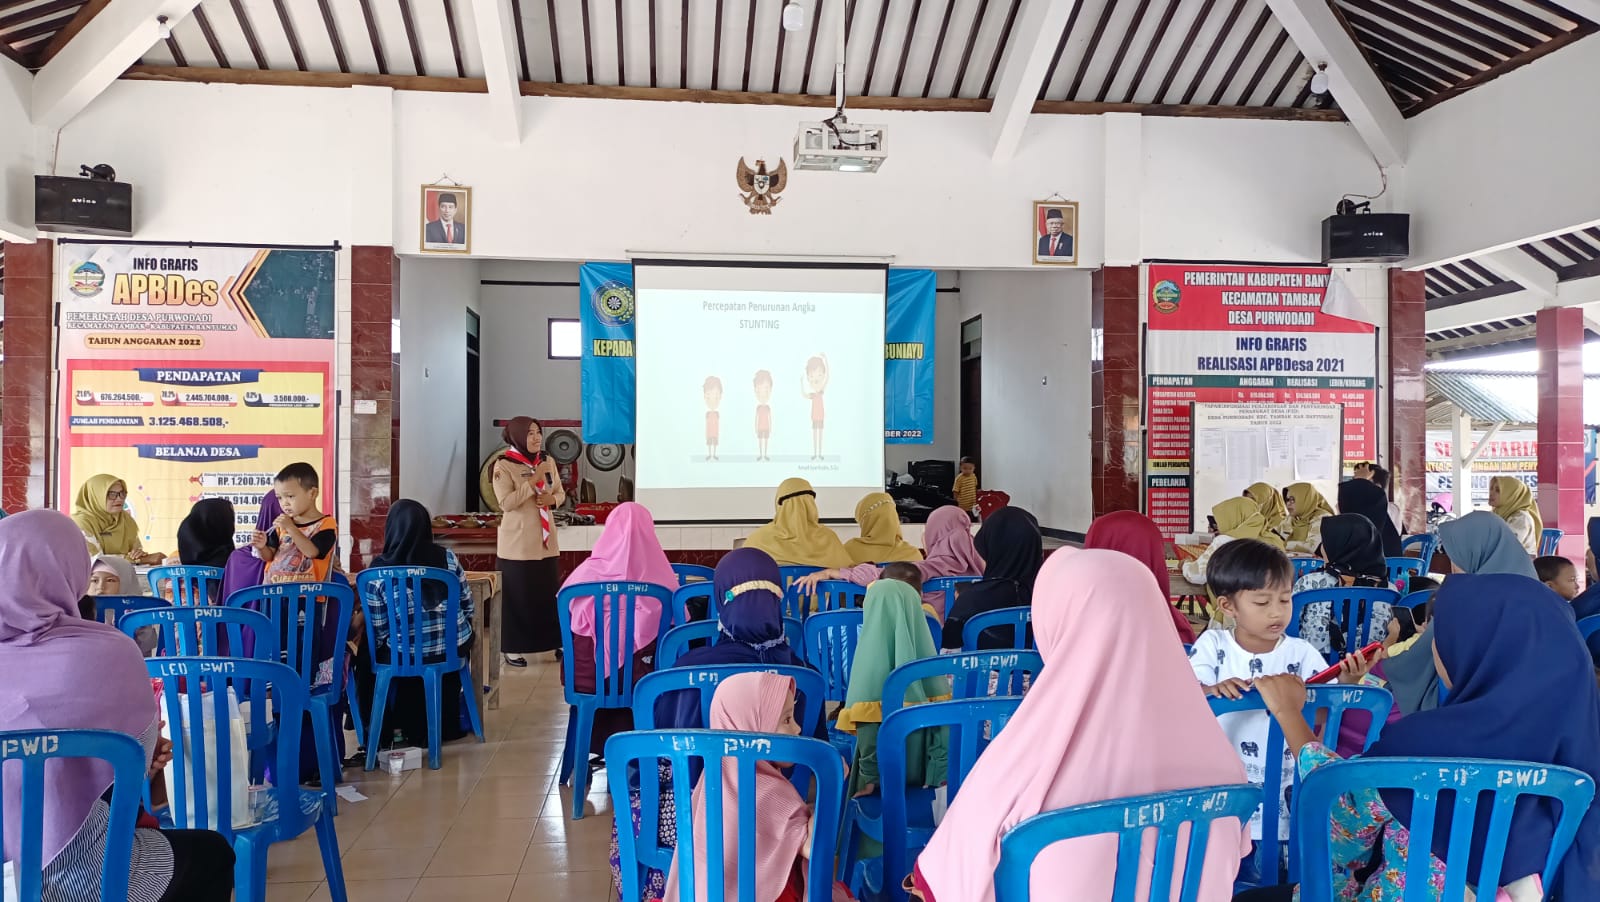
[465,572,504,710]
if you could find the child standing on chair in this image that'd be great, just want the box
[1188,538,1374,847]
[254,462,340,585]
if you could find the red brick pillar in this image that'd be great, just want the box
[348,246,398,568]
[1387,268,1427,534]
[1537,306,1585,561]
[1091,266,1141,518]
[2,240,54,512]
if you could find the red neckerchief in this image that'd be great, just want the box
[505,448,551,545]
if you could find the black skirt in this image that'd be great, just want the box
[500,556,563,654]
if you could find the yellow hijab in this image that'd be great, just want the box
[1213,496,1283,548]
[1491,476,1543,535]
[1284,483,1335,543]
[71,473,141,555]
[743,478,854,569]
[843,492,922,565]
[1246,482,1287,525]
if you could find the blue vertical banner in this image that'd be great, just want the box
[579,263,636,443]
[884,268,937,444]
[1587,427,1597,505]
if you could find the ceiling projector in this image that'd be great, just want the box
[793,114,887,173]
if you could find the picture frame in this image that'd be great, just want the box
[1031,200,1079,266]
[420,185,472,254]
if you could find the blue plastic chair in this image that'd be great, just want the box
[779,565,823,619]
[783,616,805,650]
[961,606,1033,652]
[1386,556,1425,586]
[1540,528,1563,556]
[926,613,943,647]
[657,620,721,668]
[1289,586,1402,656]
[671,562,714,586]
[119,605,280,660]
[0,729,147,902]
[1401,533,1437,567]
[802,609,865,706]
[356,567,485,773]
[924,575,980,618]
[883,650,1045,713]
[814,579,868,613]
[85,594,169,630]
[847,697,1025,899]
[605,729,846,902]
[228,580,355,811]
[633,664,828,795]
[556,580,675,819]
[994,784,1262,902]
[1296,757,1594,902]
[1580,615,1600,644]
[147,657,347,902]
[1209,684,1393,886]
[672,581,716,626]
[147,565,224,607]
[1290,557,1322,581]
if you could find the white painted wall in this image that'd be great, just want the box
[958,269,1094,532]
[0,56,33,236]
[1406,38,1600,266]
[397,256,479,514]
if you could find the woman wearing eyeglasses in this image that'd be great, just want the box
[70,473,165,565]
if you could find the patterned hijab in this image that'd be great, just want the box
[742,477,852,569]
[844,492,921,565]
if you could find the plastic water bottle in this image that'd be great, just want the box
[390,728,403,751]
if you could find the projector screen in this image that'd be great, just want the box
[633,261,887,521]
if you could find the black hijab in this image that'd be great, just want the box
[177,498,237,568]
[943,506,1043,648]
[372,500,450,603]
[1337,478,1402,555]
[1317,513,1390,585]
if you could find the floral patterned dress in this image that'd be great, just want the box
[1293,742,1541,902]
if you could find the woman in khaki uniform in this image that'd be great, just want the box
[494,416,566,666]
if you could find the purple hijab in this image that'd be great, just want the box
[221,490,283,601]
[0,510,154,864]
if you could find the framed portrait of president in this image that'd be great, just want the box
[1032,200,1079,266]
[420,185,472,254]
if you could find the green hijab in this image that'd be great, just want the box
[837,578,947,730]
[71,473,141,556]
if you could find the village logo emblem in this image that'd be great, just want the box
[1152,280,1181,314]
[593,282,635,327]
[69,262,106,298]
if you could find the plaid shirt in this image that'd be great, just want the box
[364,550,475,658]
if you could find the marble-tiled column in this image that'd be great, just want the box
[2,240,54,512]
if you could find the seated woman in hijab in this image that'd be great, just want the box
[1282,483,1336,554]
[80,554,159,656]
[942,506,1042,649]
[160,497,236,603]
[795,505,984,621]
[0,511,236,902]
[1571,518,1600,670]
[744,477,853,570]
[1377,510,1539,717]
[843,492,922,566]
[1245,481,1287,529]
[1085,509,1196,643]
[72,473,165,564]
[1292,513,1397,657]
[1337,477,1403,556]
[1245,574,1600,902]
[355,499,475,748]
[1489,475,1543,554]
[907,549,1248,902]
[220,490,284,604]
[1182,496,1284,586]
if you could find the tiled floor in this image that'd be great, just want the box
[265,655,619,902]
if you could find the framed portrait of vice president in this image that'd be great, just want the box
[1032,200,1079,266]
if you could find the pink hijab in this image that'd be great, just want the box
[914,549,1249,902]
[915,507,984,609]
[664,672,810,902]
[561,502,676,666]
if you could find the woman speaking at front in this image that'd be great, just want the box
[494,417,566,667]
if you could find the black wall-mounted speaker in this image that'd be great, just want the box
[35,175,133,237]
[1321,213,1409,263]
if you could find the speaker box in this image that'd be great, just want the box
[1321,213,1409,263]
[35,175,133,237]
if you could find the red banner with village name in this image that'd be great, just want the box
[1143,264,1378,538]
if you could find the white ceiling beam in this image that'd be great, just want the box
[1263,0,1407,166]
[1479,247,1558,299]
[33,0,202,128]
[469,0,522,144]
[1427,272,1600,332]
[0,219,36,242]
[988,0,1077,163]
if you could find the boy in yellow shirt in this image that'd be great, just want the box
[952,458,978,512]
